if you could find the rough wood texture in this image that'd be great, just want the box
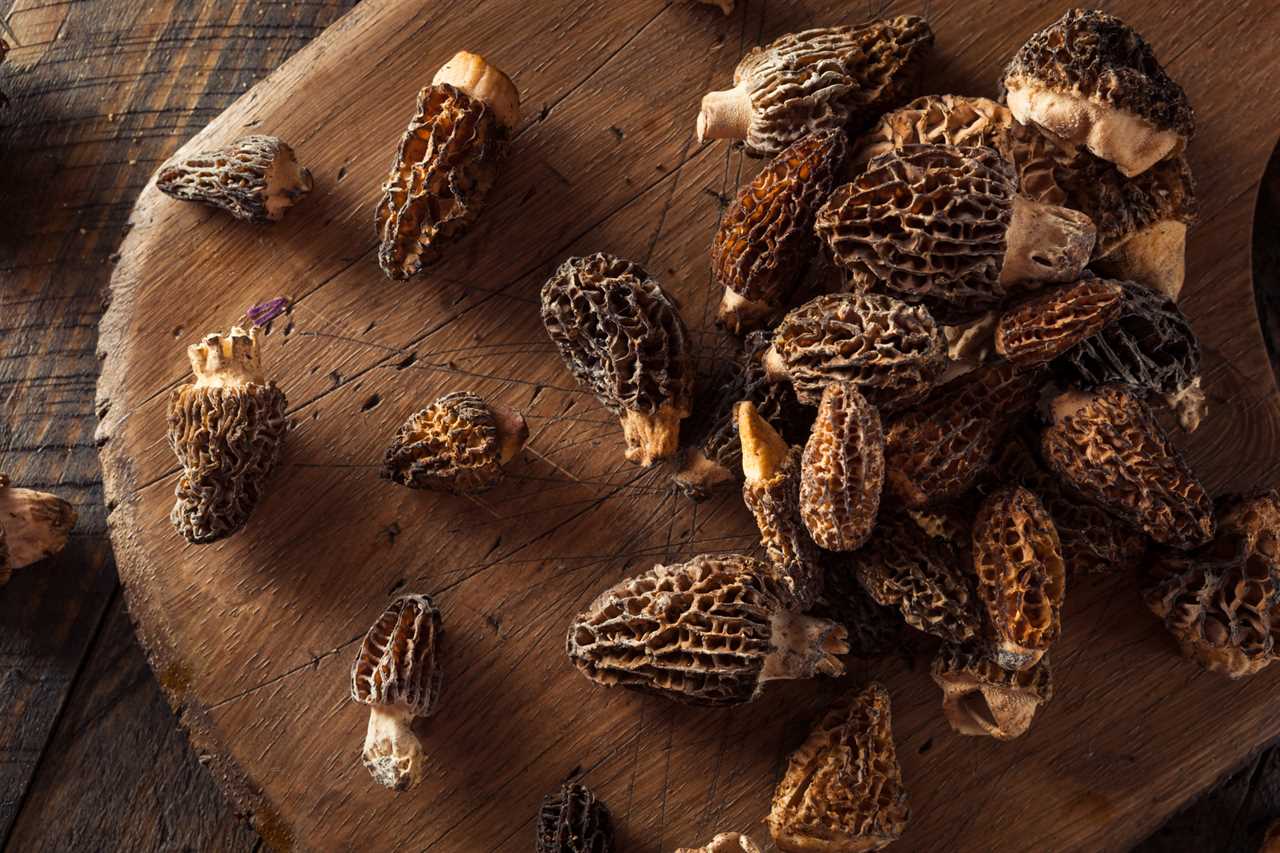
[86,2,1280,852]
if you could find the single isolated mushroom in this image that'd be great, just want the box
[381,391,528,495]
[1001,9,1194,177]
[350,594,443,791]
[167,326,287,544]
[768,682,909,853]
[0,474,77,586]
[567,553,848,706]
[541,253,693,467]
[155,135,313,223]
[676,833,763,853]
[931,642,1053,740]
[536,781,614,853]
[698,18,933,157]
[799,382,884,552]
[375,50,520,279]
[816,144,1095,319]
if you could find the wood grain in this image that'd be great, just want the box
[89,0,1280,851]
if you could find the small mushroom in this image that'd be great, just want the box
[0,475,77,586]
[536,781,614,853]
[350,594,443,791]
[1001,9,1194,177]
[799,382,884,552]
[381,391,528,495]
[995,278,1127,368]
[931,642,1053,740]
[167,326,287,544]
[155,135,313,223]
[698,19,933,157]
[375,51,520,279]
[676,833,762,853]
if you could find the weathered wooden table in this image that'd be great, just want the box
[1,2,1279,851]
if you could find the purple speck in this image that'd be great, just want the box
[247,297,289,327]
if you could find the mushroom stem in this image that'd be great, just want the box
[761,346,789,383]
[432,50,521,132]
[1000,197,1096,285]
[736,401,789,484]
[673,448,736,500]
[188,327,264,388]
[620,403,687,467]
[490,402,530,464]
[697,83,752,143]
[717,287,774,335]
[940,680,1038,741]
[261,145,314,222]
[0,477,77,583]
[1094,220,1187,300]
[1166,377,1207,433]
[760,610,848,682]
[362,704,425,791]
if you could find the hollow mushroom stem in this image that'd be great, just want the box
[697,83,752,143]
[761,345,789,383]
[736,401,788,484]
[760,610,848,682]
[673,448,736,500]
[490,402,530,464]
[620,403,687,467]
[999,197,1096,286]
[188,327,263,388]
[717,287,774,335]
[261,146,314,222]
[362,704,425,792]
[939,679,1039,741]
[432,50,521,132]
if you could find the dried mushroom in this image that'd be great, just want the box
[883,361,1044,508]
[768,683,909,853]
[856,511,982,644]
[764,292,947,411]
[155,135,313,223]
[995,278,1126,368]
[931,643,1053,740]
[714,129,848,333]
[566,553,848,706]
[697,18,933,157]
[1041,386,1214,549]
[350,594,443,791]
[817,145,1095,319]
[542,253,693,466]
[0,475,77,586]
[972,486,1065,670]
[536,781,614,853]
[800,382,884,552]
[941,311,999,377]
[1051,279,1205,431]
[375,51,520,279]
[812,552,918,658]
[738,402,823,610]
[1144,491,1280,678]
[1001,9,1194,177]
[167,326,287,544]
[675,330,808,500]
[676,833,762,853]
[381,391,527,495]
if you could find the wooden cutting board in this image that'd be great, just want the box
[95,0,1280,850]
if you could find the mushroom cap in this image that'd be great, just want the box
[156,135,313,223]
[350,594,444,717]
[799,382,884,552]
[535,782,615,853]
[995,277,1127,368]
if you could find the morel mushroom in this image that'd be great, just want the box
[816,144,1095,319]
[542,253,693,467]
[566,553,847,706]
[768,682,909,853]
[381,391,528,495]
[0,475,77,586]
[375,51,520,279]
[155,135,313,223]
[764,291,947,411]
[1001,9,1194,177]
[676,834,762,853]
[697,18,933,157]
[883,361,1044,508]
[738,402,823,609]
[350,594,443,791]
[856,510,982,644]
[972,486,1066,670]
[799,382,884,552]
[931,642,1053,740]
[713,129,847,333]
[1041,386,1214,549]
[536,781,614,853]
[995,277,1126,367]
[1144,491,1280,678]
[167,326,287,544]
[812,551,919,658]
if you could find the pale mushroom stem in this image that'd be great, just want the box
[262,146,314,222]
[1000,197,1096,285]
[620,403,686,467]
[697,84,752,143]
[761,346,789,383]
[736,401,788,484]
[717,287,773,335]
[490,402,530,463]
[432,50,521,132]
[188,327,264,388]
[1166,377,1207,433]
[362,704,425,792]
[760,610,849,683]
[673,448,736,498]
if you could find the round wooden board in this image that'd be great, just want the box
[96,1,1280,850]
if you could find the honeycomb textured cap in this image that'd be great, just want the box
[676,833,762,853]
[800,382,884,552]
[972,486,1066,670]
[0,477,77,585]
[766,291,947,411]
[1043,386,1214,549]
[381,391,528,495]
[156,134,313,223]
[856,510,983,644]
[535,781,614,853]
[699,18,933,157]
[714,129,848,333]
[1144,491,1280,678]
[931,642,1053,740]
[996,278,1125,367]
[375,81,509,279]
[566,553,846,706]
[768,682,909,853]
[542,253,693,466]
